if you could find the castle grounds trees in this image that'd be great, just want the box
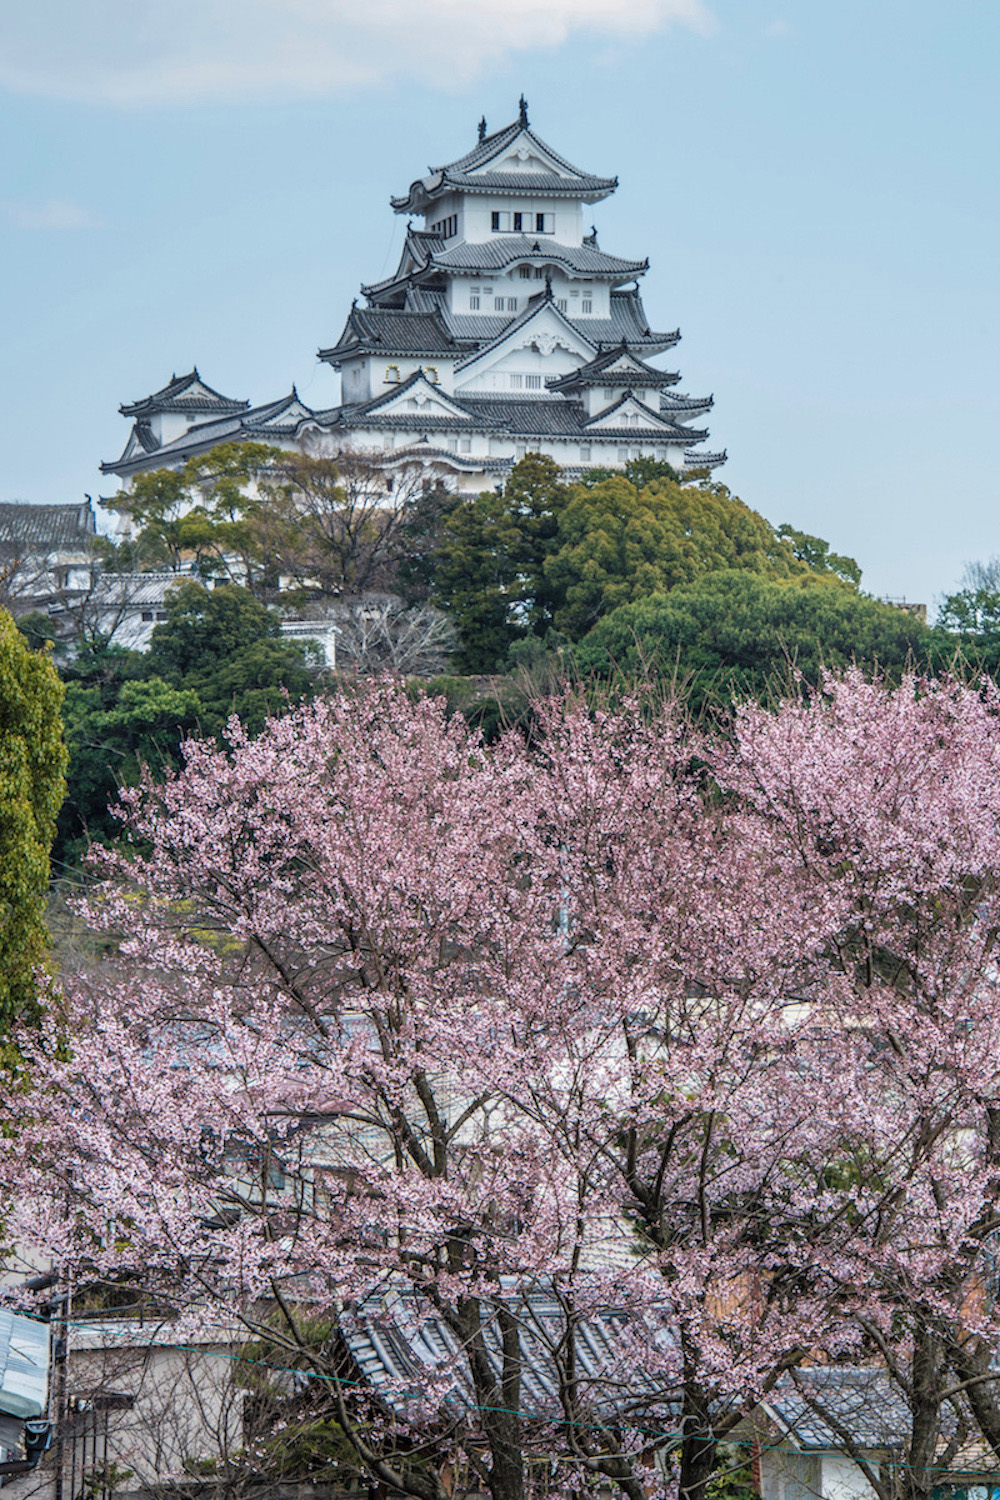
[55,584,315,865]
[0,610,65,1025]
[545,475,804,638]
[426,461,877,673]
[575,570,931,708]
[9,675,1000,1500]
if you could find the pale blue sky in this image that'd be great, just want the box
[1,0,997,610]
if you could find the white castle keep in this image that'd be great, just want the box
[102,101,724,492]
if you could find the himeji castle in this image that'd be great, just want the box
[101,101,724,491]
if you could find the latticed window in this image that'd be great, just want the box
[384,365,400,384]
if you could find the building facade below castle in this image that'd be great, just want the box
[101,102,724,493]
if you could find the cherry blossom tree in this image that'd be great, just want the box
[7,674,1000,1500]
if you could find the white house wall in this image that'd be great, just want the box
[820,1454,879,1500]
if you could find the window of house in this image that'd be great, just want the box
[513,212,523,231]
[469,295,480,310]
[618,447,629,461]
[507,297,518,311]
[385,365,400,383]
[156,611,169,622]
[604,387,616,400]
[534,266,546,279]
[525,374,542,390]
[579,444,591,460]
[536,213,554,233]
[582,298,593,314]
[426,367,440,384]
[458,437,472,453]
[519,264,533,279]
[510,374,524,389]
[141,610,153,622]
[491,211,511,232]
[515,443,527,459]
[556,298,568,312]
[494,296,506,310]
[656,448,668,461]
[570,288,579,298]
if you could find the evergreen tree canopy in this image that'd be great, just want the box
[546,476,805,639]
[57,585,315,867]
[0,611,66,1024]
[575,570,931,709]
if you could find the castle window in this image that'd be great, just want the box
[536,213,554,233]
[513,212,523,232]
[426,367,440,384]
[556,299,568,313]
[494,296,505,311]
[492,210,511,232]
[384,365,400,384]
[506,297,518,311]
[534,267,545,279]
[604,387,616,400]
[618,447,629,461]
[515,444,527,459]
[579,444,591,461]
[510,374,523,389]
[458,438,472,453]
[469,295,480,310]
[525,375,542,390]
[582,298,593,313]
[519,265,533,279]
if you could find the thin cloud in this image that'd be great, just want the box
[2,199,103,229]
[763,18,791,38]
[0,0,716,107]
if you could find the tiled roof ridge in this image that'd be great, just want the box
[547,343,674,391]
[120,368,249,417]
[435,117,614,189]
[454,290,596,372]
[428,237,647,277]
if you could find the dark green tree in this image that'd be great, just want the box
[431,488,525,672]
[56,586,316,867]
[0,611,67,1024]
[503,453,570,634]
[575,570,931,712]
[937,558,1000,639]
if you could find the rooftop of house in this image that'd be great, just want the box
[342,1285,676,1423]
[0,500,96,552]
